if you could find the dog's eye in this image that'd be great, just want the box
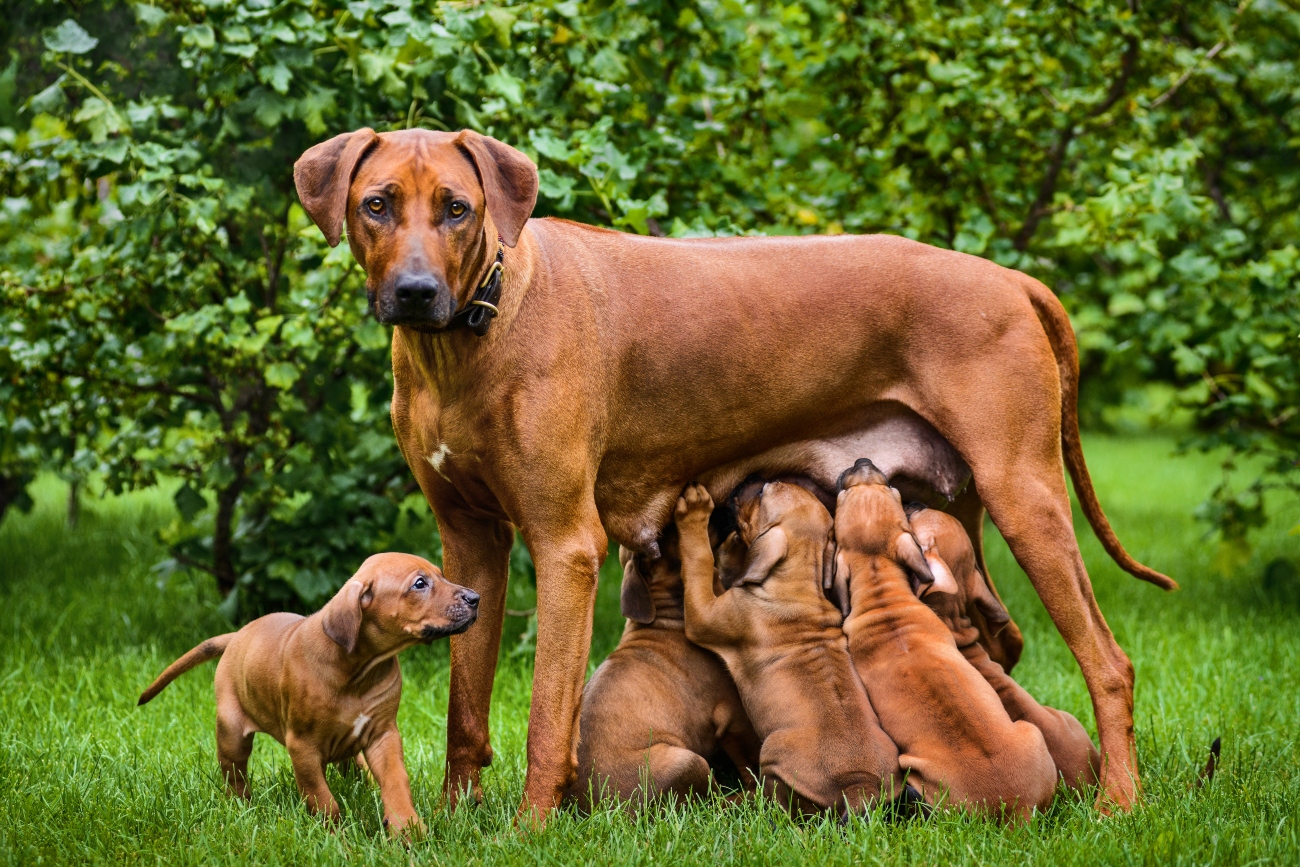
[448,201,466,219]
[365,197,386,216]
[412,575,428,591]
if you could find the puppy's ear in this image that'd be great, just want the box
[455,130,539,247]
[715,531,748,590]
[970,568,1012,634]
[620,554,655,624]
[896,532,934,589]
[294,128,379,247]
[736,527,788,586]
[321,579,373,653]
[822,531,836,592]
[920,552,960,598]
[831,550,851,619]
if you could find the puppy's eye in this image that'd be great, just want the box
[412,574,428,591]
[365,198,386,216]
[448,201,467,219]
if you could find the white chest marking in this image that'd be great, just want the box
[426,445,452,481]
[351,713,371,739]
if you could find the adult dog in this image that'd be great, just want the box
[294,127,1174,824]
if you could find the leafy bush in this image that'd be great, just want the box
[1,0,1295,613]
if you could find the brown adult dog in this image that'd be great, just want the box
[834,460,1057,820]
[674,481,903,816]
[293,127,1172,821]
[908,505,1101,791]
[138,554,479,837]
[565,528,760,810]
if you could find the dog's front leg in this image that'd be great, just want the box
[364,728,425,840]
[286,737,341,824]
[675,483,737,646]
[517,512,607,827]
[437,509,513,808]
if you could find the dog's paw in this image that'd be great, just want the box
[674,483,714,525]
[386,813,427,843]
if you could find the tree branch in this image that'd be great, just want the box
[1014,17,1140,251]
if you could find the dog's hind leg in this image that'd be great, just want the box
[215,703,254,800]
[913,340,1141,812]
[642,743,712,802]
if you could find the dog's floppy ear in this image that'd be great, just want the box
[619,551,655,624]
[736,526,788,586]
[896,532,934,590]
[715,531,748,590]
[321,579,373,653]
[455,130,539,248]
[831,549,851,619]
[970,567,1011,634]
[920,552,959,598]
[294,128,379,247]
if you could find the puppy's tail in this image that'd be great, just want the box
[138,634,234,705]
[1024,277,1178,591]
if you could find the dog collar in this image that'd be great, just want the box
[439,235,505,337]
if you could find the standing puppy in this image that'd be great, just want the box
[138,553,479,837]
[675,481,904,816]
[908,505,1100,790]
[566,527,761,810]
[834,459,1057,821]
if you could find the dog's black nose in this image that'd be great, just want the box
[393,273,442,305]
[459,589,480,609]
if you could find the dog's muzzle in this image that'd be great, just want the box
[419,590,480,642]
[375,272,454,330]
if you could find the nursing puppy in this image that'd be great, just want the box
[834,459,1056,820]
[675,480,904,816]
[908,505,1100,790]
[138,553,479,837]
[566,526,761,810]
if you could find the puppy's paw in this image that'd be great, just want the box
[674,483,714,526]
[386,813,427,843]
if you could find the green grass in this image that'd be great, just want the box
[1,435,1297,865]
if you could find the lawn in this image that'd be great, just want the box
[0,435,1297,865]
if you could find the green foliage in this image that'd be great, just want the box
[0,1,1296,613]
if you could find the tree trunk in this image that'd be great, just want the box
[66,478,80,529]
[212,480,243,597]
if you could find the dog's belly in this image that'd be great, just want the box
[596,405,969,552]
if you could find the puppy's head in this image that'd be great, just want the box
[727,481,834,611]
[619,528,683,624]
[834,458,933,593]
[321,553,479,654]
[908,505,1011,635]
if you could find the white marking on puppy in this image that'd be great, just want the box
[426,445,451,481]
[351,713,371,739]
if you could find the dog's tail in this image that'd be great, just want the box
[1024,277,1177,590]
[137,634,235,705]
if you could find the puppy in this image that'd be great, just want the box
[907,505,1100,790]
[566,526,761,810]
[138,553,478,837]
[834,459,1056,820]
[675,480,904,816]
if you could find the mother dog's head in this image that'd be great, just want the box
[294,129,538,331]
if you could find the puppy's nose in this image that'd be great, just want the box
[458,589,480,609]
